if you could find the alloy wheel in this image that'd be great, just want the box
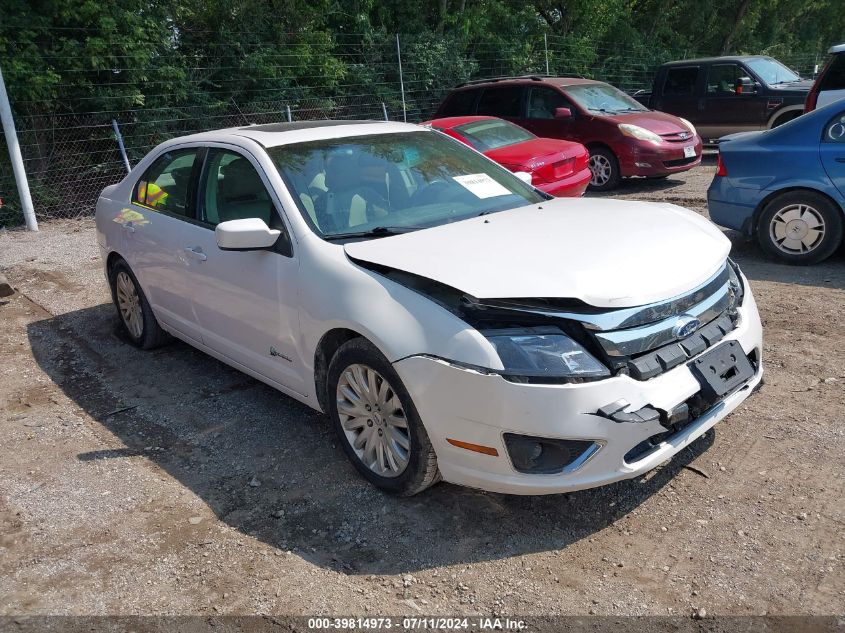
[115,271,143,339]
[336,363,411,478]
[769,204,826,254]
[589,154,612,187]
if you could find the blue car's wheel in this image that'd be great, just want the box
[758,191,843,265]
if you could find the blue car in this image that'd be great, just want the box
[708,101,845,264]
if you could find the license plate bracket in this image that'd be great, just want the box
[688,340,754,404]
[683,145,696,158]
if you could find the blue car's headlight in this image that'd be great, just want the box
[485,327,610,379]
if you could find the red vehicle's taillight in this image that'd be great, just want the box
[716,153,727,177]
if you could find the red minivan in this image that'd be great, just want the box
[435,76,703,191]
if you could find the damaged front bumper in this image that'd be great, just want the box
[392,288,763,495]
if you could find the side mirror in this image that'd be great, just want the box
[735,77,757,95]
[513,171,533,185]
[216,218,280,251]
[554,107,573,119]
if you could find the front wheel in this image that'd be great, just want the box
[587,147,621,191]
[327,338,439,496]
[757,191,843,265]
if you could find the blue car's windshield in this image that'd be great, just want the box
[269,131,545,239]
[746,58,801,85]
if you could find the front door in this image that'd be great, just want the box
[518,86,581,142]
[820,109,845,199]
[180,147,305,394]
[699,63,767,138]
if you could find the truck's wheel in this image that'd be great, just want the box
[588,147,621,191]
[757,191,843,265]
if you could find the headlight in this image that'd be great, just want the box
[618,123,662,144]
[485,327,610,379]
[727,259,745,314]
[679,117,697,136]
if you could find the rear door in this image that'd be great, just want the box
[178,145,304,393]
[820,108,845,198]
[653,65,702,121]
[122,147,203,342]
[699,63,767,138]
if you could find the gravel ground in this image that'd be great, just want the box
[0,162,843,617]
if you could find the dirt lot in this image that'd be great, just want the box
[0,161,843,618]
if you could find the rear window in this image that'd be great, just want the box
[454,119,534,151]
[440,89,479,116]
[663,67,699,96]
[819,54,845,91]
[477,86,524,117]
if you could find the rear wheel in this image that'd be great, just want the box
[328,338,439,496]
[587,147,621,191]
[108,260,170,349]
[757,191,843,265]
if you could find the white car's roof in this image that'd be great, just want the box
[829,43,845,54]
[176,120,423,149]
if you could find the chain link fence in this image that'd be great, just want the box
[0,32,824,227]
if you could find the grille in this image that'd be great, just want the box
[660,131,694,143]
[559,263,742,381]
[663,156,698,168]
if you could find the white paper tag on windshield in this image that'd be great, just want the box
[452,173,512,199]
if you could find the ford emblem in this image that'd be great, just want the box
[673,315,701,339]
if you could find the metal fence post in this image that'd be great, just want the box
[382,102,389,121]
[396,34,407,123]
[0,65,37,231]
[286,105,292,122]
[111,119,131,174]
[544,34,550,75]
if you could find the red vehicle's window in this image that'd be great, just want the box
[477,87,524,117]
[527,88,573,119]
[819,54,845,91]
[454,119,534,151]
[441,89,479,116]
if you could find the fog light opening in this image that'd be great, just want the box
[504,434,598,474]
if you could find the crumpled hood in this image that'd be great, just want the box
[344,198,731,309]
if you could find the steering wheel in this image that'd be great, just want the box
[409,179,454,206]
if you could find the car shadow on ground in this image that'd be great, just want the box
[723,230,845,291]
[28,303,716,576]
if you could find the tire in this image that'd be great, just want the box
[108,259,171,349]
[756,190,844,265]
[587,147,621,191]
[327,338,440,496]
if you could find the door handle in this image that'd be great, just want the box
[184,246,207,261]
[835,157,845,163]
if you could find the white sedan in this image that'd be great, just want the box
[95,120,763,495]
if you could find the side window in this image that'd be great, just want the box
[527,87,573,119]
[133,149,198,216]
[200,149,282,229]
[440,89,479,116]
[819,54,845,91]
[823,112,845,143]
[663,67,699,96]
[707,64,744,95]
[477,86,524,117]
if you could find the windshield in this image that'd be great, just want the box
[453,119,535,151]
[269,131,545,239]
[565,83,648,114]
[745,58,801,84]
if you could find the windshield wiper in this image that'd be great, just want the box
[323,226,423,241]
